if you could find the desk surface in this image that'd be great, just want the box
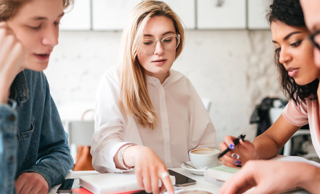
[50,155,315,194]
[170,168,221,193]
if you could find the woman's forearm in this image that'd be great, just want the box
[253,115,300,160]
[252,133,281,159]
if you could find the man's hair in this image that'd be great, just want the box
[0,0,73,21]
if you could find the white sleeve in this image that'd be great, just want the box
[187,80,216,150]
[90,69,135,173]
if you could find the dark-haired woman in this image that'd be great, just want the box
[218,0,320,193]
[219,0,320,168]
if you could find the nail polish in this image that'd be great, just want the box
[231,153,239,159]
[229,144,235,150]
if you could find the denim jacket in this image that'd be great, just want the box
[0,70,73,194]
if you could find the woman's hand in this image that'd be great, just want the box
[218,136,258,167]
[0,22,25,104]
[123,146,174,194]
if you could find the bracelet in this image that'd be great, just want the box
[118,144,133,170]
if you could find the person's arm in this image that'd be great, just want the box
[0,104,18,194]
[219,99,305,167]
[252,115,300,158]
[218,160,320,194]
[91,69,134,173]
[0,21,25,194]
[252,98,309,159]
[16,74,73,190]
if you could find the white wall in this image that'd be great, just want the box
[45,30,284,147]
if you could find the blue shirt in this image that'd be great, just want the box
[0,70,73,194]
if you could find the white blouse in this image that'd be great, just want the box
[91,66,216,173]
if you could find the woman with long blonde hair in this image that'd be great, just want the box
[92,1,216,193]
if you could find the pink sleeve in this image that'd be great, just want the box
[282,99,309,127]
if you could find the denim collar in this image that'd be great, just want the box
[10,70,29,110]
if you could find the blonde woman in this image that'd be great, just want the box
[91,0,216,193]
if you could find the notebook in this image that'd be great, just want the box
[79,171,175,194]
[205,165,239,182]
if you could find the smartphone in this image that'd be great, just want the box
[168,170,196,187]
[57,178,80,194]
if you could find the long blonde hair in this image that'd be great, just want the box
[119,0,184,129]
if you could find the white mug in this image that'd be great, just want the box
[189,148,220,169]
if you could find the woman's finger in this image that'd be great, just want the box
[159,183,166,194]
[219,141,228,151]
[220,152,237,164]
[231,153,240,160]
[135,168,145,189]
[160,171,174,194]
[224,136,237,150]
[143,171,152,193]
[151,169,160,194]
[218,142,233,157]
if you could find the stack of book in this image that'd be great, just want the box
[204,165,239,185]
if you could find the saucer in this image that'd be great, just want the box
[181,161,207,176]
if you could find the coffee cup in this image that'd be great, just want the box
[189,148,220,169]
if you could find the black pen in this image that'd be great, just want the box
[217,134,246,159]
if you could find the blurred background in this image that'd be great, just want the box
[46,0,316,158]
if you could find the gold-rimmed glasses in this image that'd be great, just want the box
[140,34,180,55]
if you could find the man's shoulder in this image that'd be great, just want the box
[23,69,46,81]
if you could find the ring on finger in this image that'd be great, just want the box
[160,172,169,179]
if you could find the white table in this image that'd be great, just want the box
[170,168,223,193]
[49,168,221,194]
[50,155,316,194]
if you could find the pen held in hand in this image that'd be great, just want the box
[217,134,246,159]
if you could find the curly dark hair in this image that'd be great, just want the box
[267,0,319,105]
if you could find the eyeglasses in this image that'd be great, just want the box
[308,30,320,51]
[140,34,180,55]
